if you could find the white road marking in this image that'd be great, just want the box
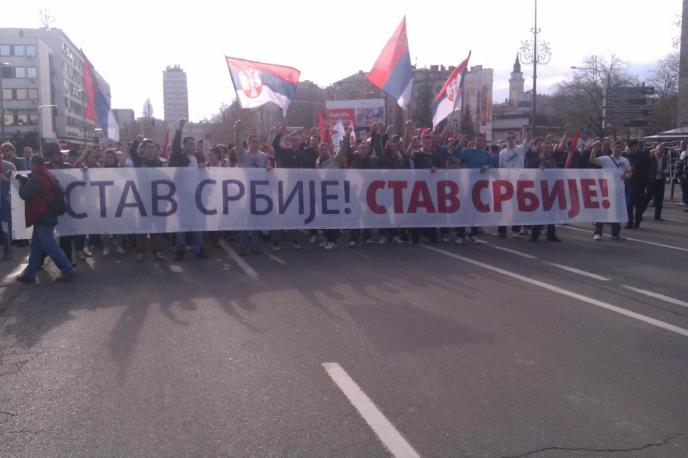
[422,245,688,338]
[490,245,537,259]
[322,362,420,458]
[560,226,688,253]
[268,254,286,265]
[219,240,259,280]
[622,285,688,309]
[660,218,685,223]
[546,262,611,281]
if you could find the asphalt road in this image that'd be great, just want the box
[1,201,687,457]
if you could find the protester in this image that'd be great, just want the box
[15,155,76,283]
[589,140,631,241]
[1,142,26,171]
[529,139,562,242]
[129,136,166,261]
[22,146,35,170]
[315,142,344,250]
[641,144,669,221]
[409,134,442,245]
[346,138,378,247]
[679,139,688,208]
[454,133,491,245]
[624,139,651,228]
[170,118,208,261]
[498,125,531,237]
[0,156,17,259]
[233,120,273,256]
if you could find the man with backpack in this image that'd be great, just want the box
[15,155,75,283]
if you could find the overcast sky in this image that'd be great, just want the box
[3,0,682,121]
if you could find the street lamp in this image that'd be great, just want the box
[518,0,551,135]
[0,62,10,142]
[37,104,57,155]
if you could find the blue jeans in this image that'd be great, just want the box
[175,231,203,254]
[239,231,260,251]
[24,222,75,280]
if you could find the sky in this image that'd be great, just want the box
[2,0,683,122]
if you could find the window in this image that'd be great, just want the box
[26,45,36,57]
[27,67,37,78]
[28,113,38,125]
[15,89,27,100]
[13,45,25,57]
[16,112,28,126]
[3,113,14,127]
[15,67,26,78]
[2,89,10,101]
[28,88,38,100]
[0,45,9,56]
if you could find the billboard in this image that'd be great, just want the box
[325,99,386,129]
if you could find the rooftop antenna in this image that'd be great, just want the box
[39,9,55,30]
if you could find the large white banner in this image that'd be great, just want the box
[10,168,626,239]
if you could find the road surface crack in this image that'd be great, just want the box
[500,433,685,457]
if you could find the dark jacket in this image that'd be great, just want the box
[168,129,204,167]
[348,154,379,169]
[129,140,163,167]
[272,133,306,168]
[412,151,442,170]
[18,167,58,227]
[648,154,669,181]
[8,155,25,171]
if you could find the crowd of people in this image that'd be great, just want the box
[1,119,686,283]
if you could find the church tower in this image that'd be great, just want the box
[508,55,524,107]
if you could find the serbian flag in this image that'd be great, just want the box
[225,57,300,116]
[432,52,470,129]
[564,128,580,168]
[366,17,413,110]
[81,53,97,122]
[317,110,332,146]
[161,129,170,159]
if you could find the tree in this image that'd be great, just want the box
[142,98,154,120]
[551,55,638,137]
[648,52,680,132]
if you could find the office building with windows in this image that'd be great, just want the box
[0,27,111,147]
[163,65,189,124]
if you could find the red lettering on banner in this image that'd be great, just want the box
[472,180,490,213]
[366,180,386,214]
[437,180,460,213]
[516,180,539,212]
[408,181,436,213]
[492,180,514,212]
[580,178,599,208]
[541,179,566,211]
[566,179,580,218]
[387,181,408,214]
[598,178,611,209]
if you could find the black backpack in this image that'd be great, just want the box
[49,180,67,216]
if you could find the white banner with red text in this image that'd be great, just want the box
[10,167,626,239]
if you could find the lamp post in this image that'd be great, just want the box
[518,0,551,136]
[37,104,57,155]
[0,62,10,142]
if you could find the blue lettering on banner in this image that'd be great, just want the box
[321,180,340,215]
[304,181,316,224]
[90,180,115,217]
[250,180,273,215]
[65,181,87,219]
[278,181,304,215]
[152,179,178,217]
[222,179,245,214]
[195,179,216,215]
[115,180,147,218]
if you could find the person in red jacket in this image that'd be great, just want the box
[15,155,75,283]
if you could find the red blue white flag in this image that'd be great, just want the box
[432,52,470,129]
[225,56,301,116]
[366,17,414,110]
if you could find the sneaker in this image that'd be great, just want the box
[349,240,357,248]
[76,250,86,261]
[15,274,35,284]
[323,242,338,250]
[378,236,387,245]
[290,241,302,251]
[364,239,375,245]
[454,237,465,245]
[135,252,144,262]
[82,247,93,257]
[309,234,318,244]
[612,235,626,241]
[102,247,111,256]
[174,250,184,261]
[512,232,522,238]
[393,236,403,244]
[55,272,75,282]
[593,234,602,241]
[518,229,529,236]
[195,250,209,259]
[470,237,486,245]
[153,251,165,261]
[115,246,126,255]
[441,235,450,243]
[318,240,328,248]
[272,243,281,252]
